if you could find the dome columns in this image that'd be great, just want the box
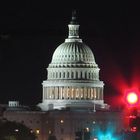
[42,86,104,101]
[47,68,100,80]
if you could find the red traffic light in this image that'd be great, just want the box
[124,89,139,107]
[127,92,138,104]
[130,126,137,132]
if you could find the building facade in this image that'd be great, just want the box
[3,107,124,140]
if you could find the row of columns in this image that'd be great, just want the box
[48,70,98,80]
[43,87,103,100]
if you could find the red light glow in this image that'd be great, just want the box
[124,89,140,107]
[127,92,138,104]
[131,127,137,132]
[129,115,136,119]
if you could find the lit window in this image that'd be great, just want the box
[85,127,89,132]
[36,129,40,134]
[49,130,51,134]
[60,119,64,123]
[15,129,19,132]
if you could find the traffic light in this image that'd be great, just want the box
[123,89,140,134]
[129,116,140,132]
[124,89,140,107]
[129,116,137,132]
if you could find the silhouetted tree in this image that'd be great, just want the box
[0,119,36,140]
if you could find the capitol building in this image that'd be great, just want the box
[1,12,125,140]
[38,11,108,111]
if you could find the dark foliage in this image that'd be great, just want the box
[0,119,36,140]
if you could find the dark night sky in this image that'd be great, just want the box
[0,1,140,107]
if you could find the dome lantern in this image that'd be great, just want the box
[65,10,82,43]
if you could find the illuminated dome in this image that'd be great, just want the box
[50,11,96,67]
[51,42,95,65]
[38,11,109,111]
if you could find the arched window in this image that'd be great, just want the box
[56,72,58,78]
[88,72,90,79]
[80,71,82,79]
[85,72,87,79]
[92,73,94,79]
[63,72,65,78]
[76,71,78,79]
[67,72,69,78]
[71,72,74,78]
